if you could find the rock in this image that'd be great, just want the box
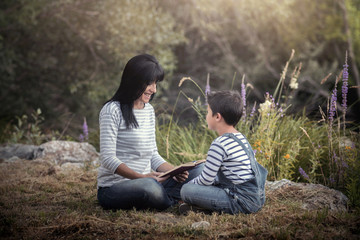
[39,140,99,168]
[191,221,210,229]
[266,179,296,191]
[6,156,21,162]
[0,144,44,160]
[266,179,348,212]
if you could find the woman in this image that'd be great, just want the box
[97,54,203,210]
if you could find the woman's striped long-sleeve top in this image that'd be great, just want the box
[97,101,166,188]
[190,133,254,185]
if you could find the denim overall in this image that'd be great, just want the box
[217,133,268,214]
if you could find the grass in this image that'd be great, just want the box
[1,50,359,239]
[0,160,359,239]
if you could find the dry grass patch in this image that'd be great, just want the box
[0,160,359,239]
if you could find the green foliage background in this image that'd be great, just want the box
[1,0,360,135]
[1,0,360,208]
[0,0,185,133]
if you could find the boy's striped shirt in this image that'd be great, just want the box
[191,133,254,185]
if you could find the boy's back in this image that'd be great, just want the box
[191,132,254,186]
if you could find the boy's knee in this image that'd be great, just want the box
[180,183,195,200]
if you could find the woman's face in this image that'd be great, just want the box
[134,82,157,109]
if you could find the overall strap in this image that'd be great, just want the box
[223,133,255,162]
[223,133,259,176]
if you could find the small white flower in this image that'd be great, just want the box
[258,100,272,114]
[289,77,298,90]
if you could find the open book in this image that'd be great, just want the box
[159,159,206,178]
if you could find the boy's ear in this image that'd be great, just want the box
[215,113,222,121]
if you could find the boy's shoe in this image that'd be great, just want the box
[179,203,192,215]
[179,203,211,215]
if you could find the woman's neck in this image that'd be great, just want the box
[133,100,145,109]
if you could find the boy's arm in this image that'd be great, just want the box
[190,141,225,185]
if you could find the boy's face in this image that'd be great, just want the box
[206,105,217,130]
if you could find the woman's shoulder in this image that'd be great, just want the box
[139,103,155,116]
[144,103,154,111]
[100,101,121,116]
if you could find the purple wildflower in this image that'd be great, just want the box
[279,107,283,117]
[342,52,349,113]
[329,177,335,184]
[79,134,84,142]
[328,87,337,123]
[269,94,275,103]
[333,152,338,163]
[241,77,246,120]
[205,75,211,104]
[299,167,309,180]
[250,102,257,118]
[253,149,257,155]
[82,117,88,141]
[342,159,349,168]
[205,82,211,96]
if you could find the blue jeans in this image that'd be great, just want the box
[97,164,204,211]
[181,133,268,214]
[180,176,265,214]
[180,183,242,214]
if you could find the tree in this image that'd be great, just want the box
[163,0,359,121]
[0,0,185,134]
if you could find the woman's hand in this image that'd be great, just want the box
[143,172,169,183]
[173,171,189,183]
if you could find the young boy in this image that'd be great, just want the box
[180,90,268,214]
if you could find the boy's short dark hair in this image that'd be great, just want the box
[207,90,243,126]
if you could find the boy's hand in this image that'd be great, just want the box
[173,171,189,182]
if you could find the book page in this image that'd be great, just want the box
[159,159,205,178]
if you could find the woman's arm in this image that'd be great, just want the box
[156,162,174,172]
[115,163,162,179]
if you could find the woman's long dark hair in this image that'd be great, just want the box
[107,54,164,129]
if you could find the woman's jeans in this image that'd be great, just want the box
[97,164,204,211]
[181,133,268,214]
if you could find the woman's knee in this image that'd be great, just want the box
[98,178,170,210]
[140,178,172,209]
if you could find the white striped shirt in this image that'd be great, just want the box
[190,133,254,185]
[97,101,166,188]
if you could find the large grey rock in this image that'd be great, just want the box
[39,140,99,168]
[266,179,348,212]
[0,144,44,161]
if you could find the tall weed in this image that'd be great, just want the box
[157,50,360,208]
